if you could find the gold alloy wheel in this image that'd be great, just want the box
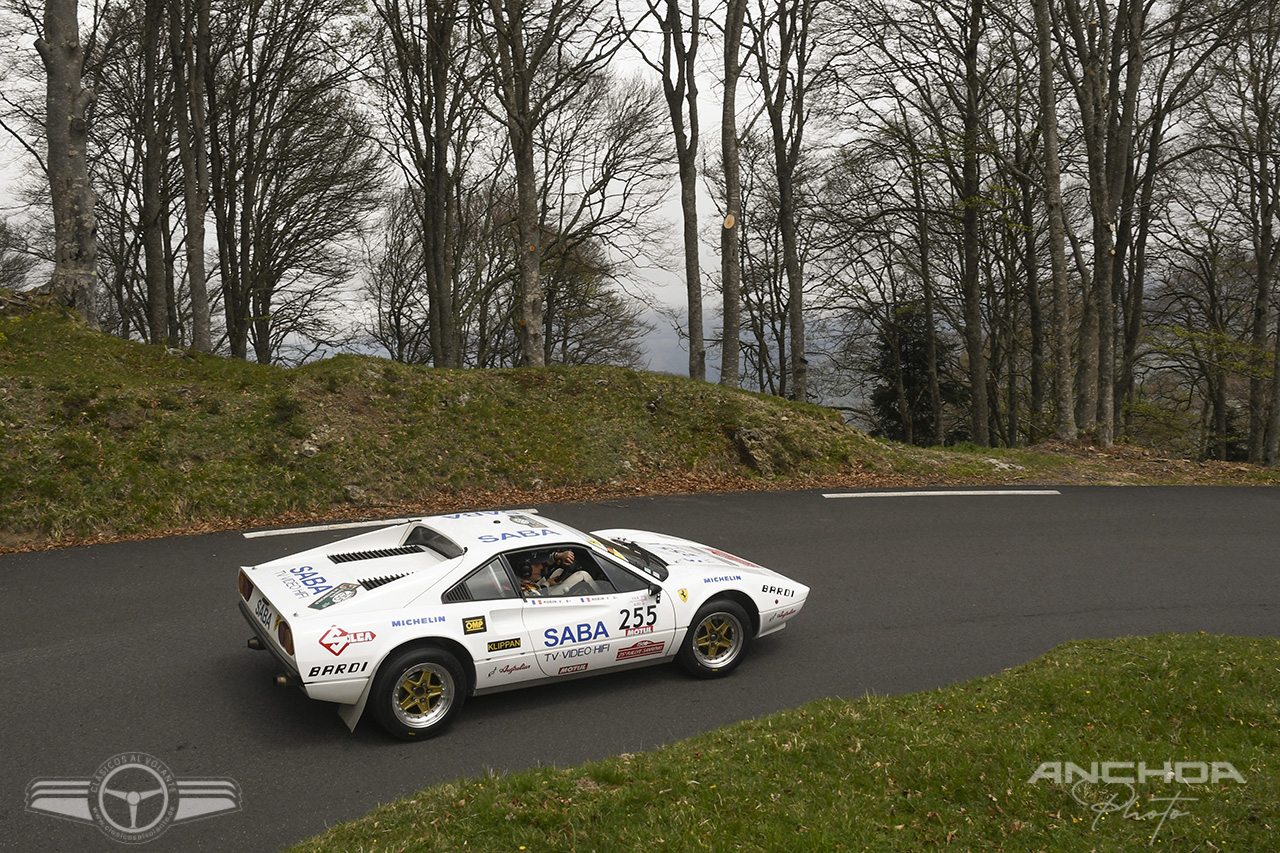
[693,611,743,667]
[392,662,454,729]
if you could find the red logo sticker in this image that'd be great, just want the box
[616,640,666,661]
[319,626,376,656]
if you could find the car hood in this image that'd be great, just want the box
[591,527,797,583]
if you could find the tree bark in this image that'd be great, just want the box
[960,0,988,444]
[647,0,705,380]
[142,0,170,345]
[169,0,213,352]
[719,0,746,388]
[1033,0,1076,439]
[36,0,99,329]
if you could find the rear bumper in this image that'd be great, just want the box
[238,598,300,678]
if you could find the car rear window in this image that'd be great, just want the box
[403,525,465,559]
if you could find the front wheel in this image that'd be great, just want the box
[370,647,466,740]
[678,600,751,678]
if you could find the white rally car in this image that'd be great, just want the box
[236,510,809,739]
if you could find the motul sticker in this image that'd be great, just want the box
[319,626,375,656]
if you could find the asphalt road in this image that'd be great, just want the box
[2,486,1277,851]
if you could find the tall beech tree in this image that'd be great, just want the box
[35,0,99,327]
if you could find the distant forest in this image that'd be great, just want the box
[3,0,1280,463]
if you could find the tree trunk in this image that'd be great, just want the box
[960,0,988,444]
[36,0,99,329]
[1267,313,1280,465]
[657,0,705,381]
[719,0,746,388]
[514,137,545,366]
[142,0,170,345]
[170,0,212,352]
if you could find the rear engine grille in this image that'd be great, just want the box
[328,545,425,564]
[360,574,408,590]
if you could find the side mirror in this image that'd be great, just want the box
[649,584,662,604]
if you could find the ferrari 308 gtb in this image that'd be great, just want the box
[236,510,809,739]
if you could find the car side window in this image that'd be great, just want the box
[443,558,517,602]
[596,555,650,593]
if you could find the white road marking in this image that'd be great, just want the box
[243,508,540,539]
[243,518,421,538]
[822,489,1061,499]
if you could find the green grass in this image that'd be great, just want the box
[4,300,1280,550]
[0,305,884,547]
[285,634,1278,852]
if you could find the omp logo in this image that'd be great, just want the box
[26,753,240,843]
[463,616,487,634]
[487,638,522,652]
[319,625,375,656]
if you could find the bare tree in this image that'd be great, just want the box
[368,0,488,368]
[1031,0,1076,439]
[139,0,172,344]
[206,0,384,363]
[35,0,99,326]
[627,0,706,380]
[168,0,212,352]
[747,0,830,402]
[473,0,627,366]
[1195,1,1280,463]
[361,189,432,364]
[0,217,38,288]
[718,0,747,388]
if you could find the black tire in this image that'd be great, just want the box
[678,599,751,678]
[370,647,466,740]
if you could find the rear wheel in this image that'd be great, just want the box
[678,600,751,678]
[370,647,466,740]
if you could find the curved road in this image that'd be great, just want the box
[1,486,1277,851]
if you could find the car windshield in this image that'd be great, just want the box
[593,536,668,581]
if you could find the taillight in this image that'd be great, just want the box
[238,570,254,601]
[278,621,295,656]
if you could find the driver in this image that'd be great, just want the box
[520,550,592,595]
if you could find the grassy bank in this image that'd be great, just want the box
[286,634,1278,852]
[4,300,1279,552]
[0,304,887,548]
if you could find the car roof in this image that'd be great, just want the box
[417,510,586,556]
